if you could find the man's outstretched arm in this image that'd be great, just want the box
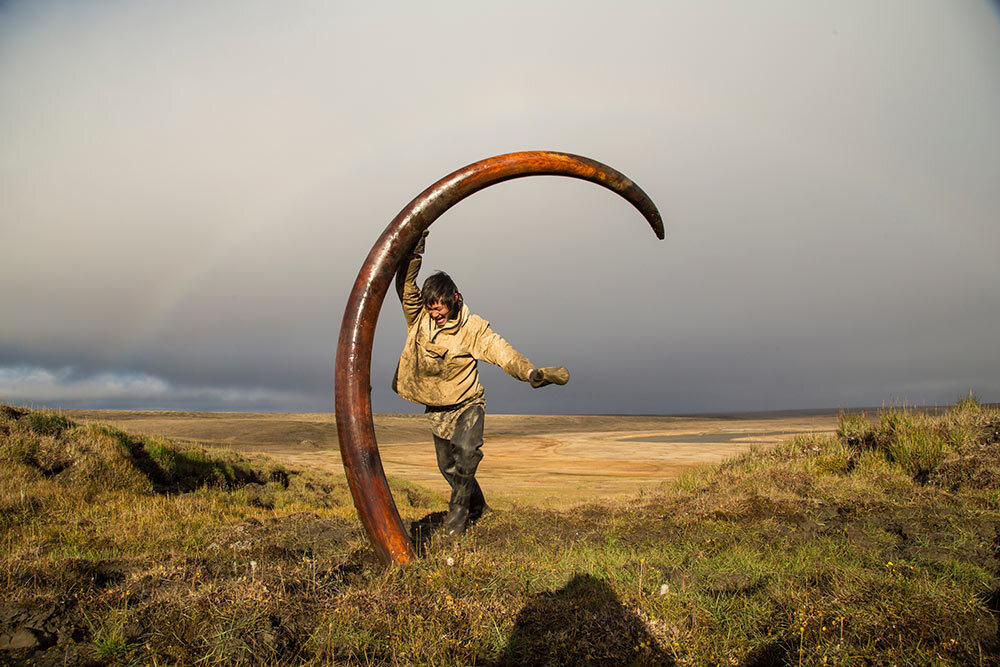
[469,321,535,381]
[469,318,567,389]
[395,231,427,328]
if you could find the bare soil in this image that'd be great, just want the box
[64,409,837,506]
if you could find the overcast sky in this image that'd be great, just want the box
[1,1,998,415]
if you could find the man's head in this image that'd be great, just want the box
[422,271,462,326]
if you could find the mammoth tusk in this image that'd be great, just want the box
[334,151,664,564]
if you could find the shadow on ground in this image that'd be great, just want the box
[409,511,448,555]
[492,573,672,666]
[409,506,491,556]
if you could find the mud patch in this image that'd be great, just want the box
[0,601,91,665]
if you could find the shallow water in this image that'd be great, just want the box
[625,430,805,444]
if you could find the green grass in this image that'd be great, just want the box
[1,400,999,664]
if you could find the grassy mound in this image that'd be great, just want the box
[2,400,999,665]
[0,406,435,663]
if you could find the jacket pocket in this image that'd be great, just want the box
[417,340,449,377]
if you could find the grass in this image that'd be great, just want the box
[1,399,1000,664]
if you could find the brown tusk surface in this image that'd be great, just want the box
[334,151,664,565]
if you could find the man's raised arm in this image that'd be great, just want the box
[395,230,427,328]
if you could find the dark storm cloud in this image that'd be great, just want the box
[1,1,999,414]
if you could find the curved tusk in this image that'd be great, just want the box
[334,151,664,564]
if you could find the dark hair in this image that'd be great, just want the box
[422,271,462,319]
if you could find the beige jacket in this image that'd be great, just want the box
[392,254,534,407]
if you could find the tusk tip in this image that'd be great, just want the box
[647,212,665,240]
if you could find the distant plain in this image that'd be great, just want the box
[63,409,839,506]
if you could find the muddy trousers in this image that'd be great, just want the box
[432,404,487,534]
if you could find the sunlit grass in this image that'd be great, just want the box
[2,400,999,663]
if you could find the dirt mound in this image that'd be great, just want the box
[0,602,93,666]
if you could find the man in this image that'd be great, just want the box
[393,231,568,536]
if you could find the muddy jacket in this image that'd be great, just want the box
[392,254,534,407]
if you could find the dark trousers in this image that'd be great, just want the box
[432,404,487,515]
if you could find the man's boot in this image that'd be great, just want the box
[444,473,475,536]
[468,479,490,522]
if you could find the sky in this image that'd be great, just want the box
[1,0,998,415]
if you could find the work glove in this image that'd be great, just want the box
[411,229,429,256]
[529,366,570,388]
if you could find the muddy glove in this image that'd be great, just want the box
[411,229,428,256]
[529,366,570,388]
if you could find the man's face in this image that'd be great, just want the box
[427,300,452,326]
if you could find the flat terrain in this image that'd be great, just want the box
[64,409,837,506]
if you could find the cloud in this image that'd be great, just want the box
[1,1,998,414]
[0,365,320,411]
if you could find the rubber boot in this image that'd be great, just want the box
[468,479,490,522]
[444,473,475,536]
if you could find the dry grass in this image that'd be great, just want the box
[2,400,1000,664]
